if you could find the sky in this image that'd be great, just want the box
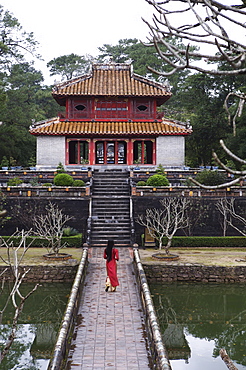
[1,0,154,84]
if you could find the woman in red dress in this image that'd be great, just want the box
[104,239,119,292]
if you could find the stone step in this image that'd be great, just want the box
[92,215,129,220]
[92,220,130,226]
[93,186,129,191]
[92,212,129,217]
[92,202,129,208]
[93,189,129,193]
[92,201,130,208]
[91,233,131,239]
[90,170,131,246]
[93,178,129,182]
[93,190,129,195]
[93,196,129,200]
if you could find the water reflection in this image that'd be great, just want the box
[149,282,246,370]
[0,283,71,369]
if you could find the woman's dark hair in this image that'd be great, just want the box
[106,239,114,262]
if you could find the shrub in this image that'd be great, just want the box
[73,179,85,186]
[195,170,227,186]
[170,236,246,248]
[146,174,169,186]
[7,177,23,186]
[1,156,9,168]
[56,162,65,173]
[155,164,166,175]
[54,173,74,186]
[42,183,53,187]
[136,180,146,186]
[63,226,79,236]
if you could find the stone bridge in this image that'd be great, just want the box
[48,246,171,370]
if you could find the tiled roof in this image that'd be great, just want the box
[52,63,172,98]
[30,117,192,136]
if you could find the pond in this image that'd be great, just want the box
[0,282,72,370]
[149,282,246,370]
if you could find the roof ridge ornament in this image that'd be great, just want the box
[92,62,132,71]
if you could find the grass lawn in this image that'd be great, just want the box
[139,247,246,266]
[0,247,84,266]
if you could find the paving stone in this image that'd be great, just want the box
[66,247,151,370]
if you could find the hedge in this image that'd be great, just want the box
[0,234,83,248]
[150,236,246,248]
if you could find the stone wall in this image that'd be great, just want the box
[36,136,66,170]
[156,136,185,167]
[2,197,89,236]
[133,196,246,240]
[0,264,78,283]
[143,264,246,283]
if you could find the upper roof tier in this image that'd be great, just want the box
[52,63,172,104]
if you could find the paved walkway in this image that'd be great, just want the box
[66,247,151,370]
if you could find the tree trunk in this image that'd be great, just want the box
[165,237,172,254]
[220,349,238,370]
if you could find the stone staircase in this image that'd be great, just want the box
[90,170,131,246]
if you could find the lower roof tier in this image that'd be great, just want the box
[29,117,192,136]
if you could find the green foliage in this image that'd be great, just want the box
[155,164,166,176]
[195,170,227,186]
[47,53,92,80]
[7,177,22,186]
[136,180,146,186]
[0,60,61,166]
[146,174,169,186]
[73,179,85,186]
[53,173,74,186]
[63,226,79,237]
[0,5,40,69]
[165,236,246,248]
[1,156,9,167]
[56,162,65,173]
[0,235,83,248]
[28,156,36,167]
[97,37,189,85]
[42,183,53,187]
[29,177,39,186]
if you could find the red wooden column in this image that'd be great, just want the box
[153,139,156,165]
[65,139,69,164]
[127,140,133,165]
[141,141,145,164]
[89,139,94,165]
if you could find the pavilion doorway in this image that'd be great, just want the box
[133,140,154,164]
[68,140,89,164]
[95,141,127,164]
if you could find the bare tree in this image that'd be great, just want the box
[144,0,246,77]
[33,202,72,255]
[220,349,238,370]
[216,198,229,236]
[0,230,39,363]
[137,197,190,253]
[216,197,246,236]
[224,92,246,136]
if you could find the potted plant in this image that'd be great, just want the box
[133,159,141,170]
[28,156,36,170]
[80,158,89,170]
[9,157,17,170]
[1,156,9,170]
